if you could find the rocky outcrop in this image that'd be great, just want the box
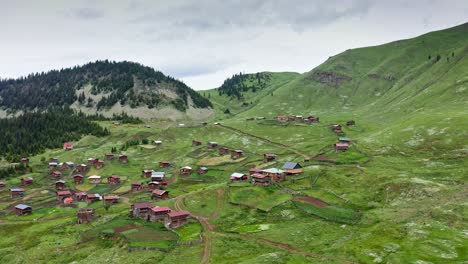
[310,70,352,87]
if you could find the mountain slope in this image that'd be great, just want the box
[0,60,213,119]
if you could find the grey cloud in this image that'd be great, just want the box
[71,7,105,20]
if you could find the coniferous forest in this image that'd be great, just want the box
[217,72,271,99]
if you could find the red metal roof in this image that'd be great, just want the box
[151,206,171,213]
[103,195,119,200]
[57,190,72,196]
[152,189,167,195]
[133,202,152,209]
[249,168,262,173]
[168,210,190,218]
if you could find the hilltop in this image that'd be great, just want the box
[0,60,213,120]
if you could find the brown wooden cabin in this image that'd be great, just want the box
[276,115,288,121]
[179,166,192,175]
[231,150,244,160]
[131,202,153,218]
[264,153,276,162]
[261,168,285,182]
[105,153,115,160]
[55,180,66,190]
[56,190,73,201]
[119,155,128,163]
[20,157,29,164]
[63,141,74,150]
[107,175,121,185]
[288,115,297,121]
[87,158,96,165]
[151,172,165,182]
[86,193,101,203]
[159,161,171,168]
[331,124,342,132]
[192,140,202,146]
[0,181,5,189]
[131,182,143,192]
[306,116,320,123]
[334,142,349,152]
[50,158,59,163]
[74,174,84,184]
[142,169,153,178]
[15,204,32,215]
[219,147,229,156]
[21,177,33,185]
[75,192,87,201]
[152,189,169,200]
[249,168,262,175]
[103,195,119,205]
[61,162,74,170]
[230,172,248,182]
[76,164,87,172]
[346,120,356,126]
[94,160,104,169]
[251,173,271,186]
[151,206,171,222]
[10,188,25,198]
[51,171,62,180]
[207,142,218,148]
[166,210,190,228]
[77,208,95,224]
[147,181,160,191]
[197,167,208,175]
[49,162,58,169]
[285,169,303,175]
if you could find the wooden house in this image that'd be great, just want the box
[261,168,285,182]
[249,168,262,175]
[0,181,5,189]
[77,208,94,224]
[147,181,160,191]
[192,140,202,146]
[55,180,66,190]
[197,167,208,175]
[230,172,248,182]
[288,115,297,121]
[94,160,104,169]
[87,158,96,165]
[159,161,171,168]
[50,158,59,163]
[107,175,121,185]
[334,142,349,152]
[63,141,74,150]
[21,177,33,185]
[231,150,244,159]
[105,153,115,160]
[88,175,101,184]
[56,190,73,201]
[62,161,74,169]
[119,154,128,163]
[346,120,355,126]
[219,147,229,156]
[207,142,218,148]
[73,174,84,184]
[282,162,303,175]
[142,169,154,177]
[76,164,87,173]
[339,137,352,143]
[10,188,25,198]
[276,116,288,121]
[51,171,62,180]
[131,182,143,192]
[154,140,163,146]
[75,192,87,201]
[264,153,276,162]
[151,171,165,182]
[49,162,58,169]
[103,195,119,205]
[250,173,271,186]
[306,116,320,123]
[15,204,32,215]
[179,166,192,175]
[151,206,171,222]
[166,210,190,228]
[20,157,29,164]
[86,193,101,203]
[152,189,169,200]
[331,124,342,132]
[131,202,153,218]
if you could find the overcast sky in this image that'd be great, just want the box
[1,0,467,90]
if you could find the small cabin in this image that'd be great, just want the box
[231,150,244,160]
[151,171,165,182]
[77,208,95,224]
[251,173,271,186]
[331,124,342,132]
[282,162,303,175]
[264,153,276,162]
[167,210,190,228]
[21,177,33,185]
[131,202,153,218]
[55,180,66,190]
[105,153,115,160]
[219,147,229,156]
[276,116,288,121]
[75,192,87,201]
[306,116,320,123]
[73,174,84,184]
[87,158,96,165]
[63,141,74,150]
[288,115,297,121]
[50,158,59,163]
[339,137,352,143]
[0,181,5,189]
[51,171,62,180]
[192,140,202,146]
[159,161,171,168]
[151,206,171,222]
[56,190,73,201]
[334,142,349,152]
[86,193,101,203]
[107,175,121,185]
[197,167,208,175]
[261,168,285,182]
[249,168,262,175]
[88,175,101,184]
[20,157,29,164]
[152,189,169,200]
[207,142,218,148]
[230,172,248,182]
[10,188,25,198]
[346,120,355,126]
[142,169,154,178]
[103,195,119,205]
[154,140,163,146]
[94,160,104,169]
[15,204,32,215]
[179,166,192,175]
[147,181,160,191]
[119,154,128,163]
[131,182,143,192]
[76,164,87,172]
[64,197,74,204]
[49,162,58,169]
[62,161,74,169]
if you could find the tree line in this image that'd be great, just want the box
[218,72,271,99]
